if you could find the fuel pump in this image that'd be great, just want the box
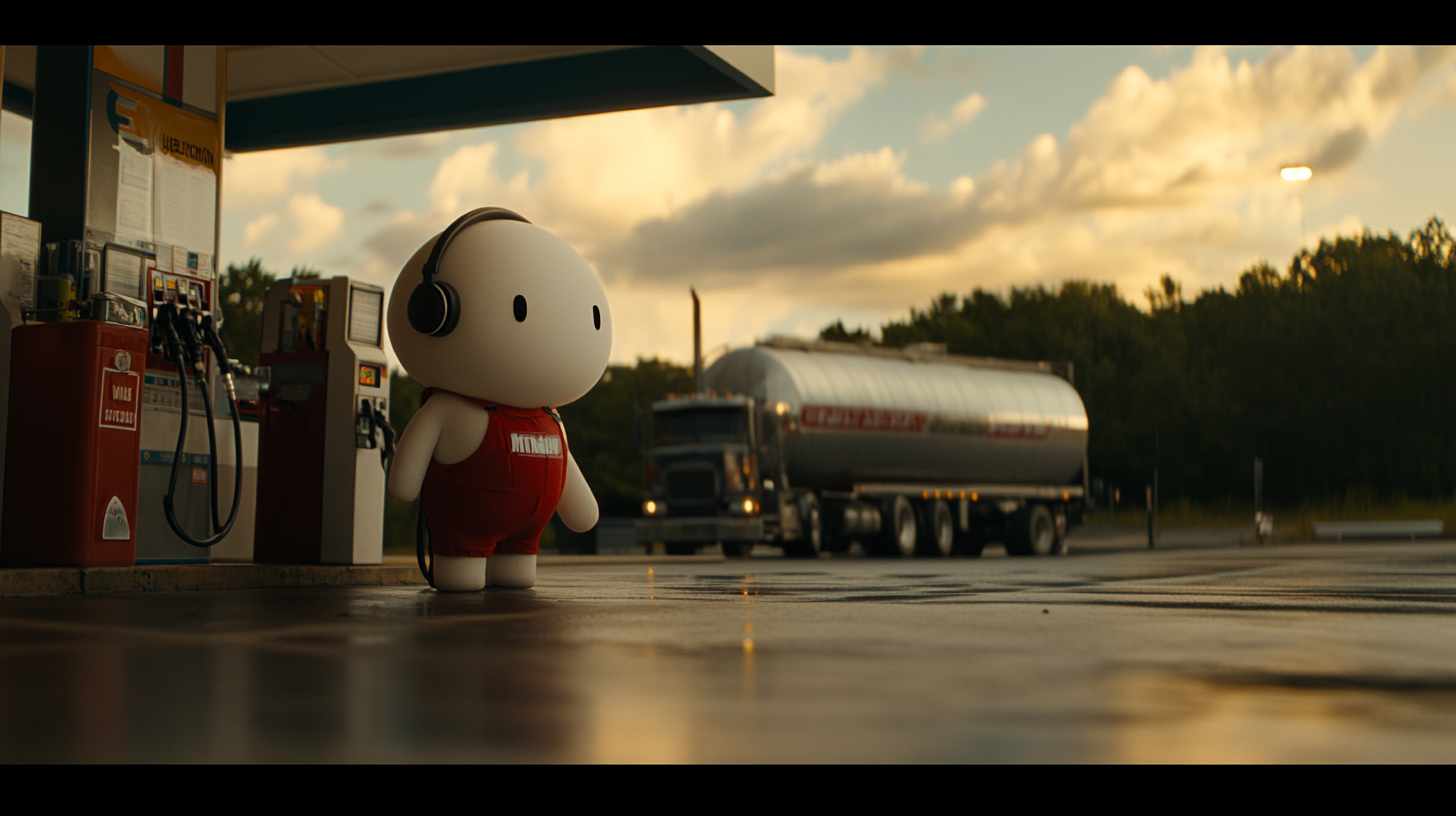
[4,46,234,567]
[133,261,244,562]
[254,276,392,565]
[0,223,152,567]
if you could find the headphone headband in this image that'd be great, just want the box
[421,207,531,283]
[408,207,531,338]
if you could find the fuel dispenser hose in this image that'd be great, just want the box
[158,306,244,548]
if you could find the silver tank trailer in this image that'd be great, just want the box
[704,340,1088,491]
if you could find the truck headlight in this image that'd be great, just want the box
[729,498,757,515]
[644,500,665,516]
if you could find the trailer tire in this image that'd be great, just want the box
[887,496,917,557]
[783,495,822,558]
[666,543,697,556]
[917,500,954,557]
[722,542,747,558]
[1006,504,1056,556]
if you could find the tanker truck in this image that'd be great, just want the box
[636,337,1090,557]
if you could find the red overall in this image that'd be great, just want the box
[420,388,567,558]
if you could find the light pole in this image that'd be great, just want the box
[1280,166,1312,250]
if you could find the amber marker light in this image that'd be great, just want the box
[971,492,979,501]
[644,500,660,515]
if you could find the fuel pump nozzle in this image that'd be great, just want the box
[170,305,207,378]
[200,314,239,406]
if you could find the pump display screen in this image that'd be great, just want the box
[348,287,383,346]
[358,364,382,389]
[104,246,145,299]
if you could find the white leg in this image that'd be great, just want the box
[432,554,487,591]
[487,554,537,588]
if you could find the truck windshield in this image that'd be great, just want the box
[654,408,748,446]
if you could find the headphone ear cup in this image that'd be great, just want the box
[408,281,461,337]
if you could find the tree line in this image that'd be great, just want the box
[825,217,1456,509]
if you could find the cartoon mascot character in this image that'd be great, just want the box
[387,208,609,590]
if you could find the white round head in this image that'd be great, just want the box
[388,216,612,407]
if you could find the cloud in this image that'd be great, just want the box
[225,148,346,210]
[242,212,279,247]
[347,131,451,158]
[1035,46,1454,213]
[284,193,345,255]
[922,92,987,142]
[610,148,976,282]
[344,45,1456,367]
[355,46,898,280]
[602,46,1456,315]
[359,200,393,217]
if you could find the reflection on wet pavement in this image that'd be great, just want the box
[3,542,1456,762]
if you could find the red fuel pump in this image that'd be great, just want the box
[1,322,148,566]
[253,276,392,565]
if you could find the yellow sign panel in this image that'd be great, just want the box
[110,83,219,175]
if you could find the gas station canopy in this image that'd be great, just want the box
[2,46,775,152]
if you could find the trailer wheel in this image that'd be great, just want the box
[891,496,917,557]
[783,495,822,558]
[1006,504,1056,556]
[917,501,954,557]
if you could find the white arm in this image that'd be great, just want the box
[556,452,599,532]
[388,400,443,502]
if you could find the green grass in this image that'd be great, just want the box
[1086,492,1456,540]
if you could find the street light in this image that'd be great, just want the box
[1280,166,1312,249]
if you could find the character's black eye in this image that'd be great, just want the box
[514,295,527,322]
[593,305,601,330]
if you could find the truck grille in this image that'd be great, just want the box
[667,469,716,500]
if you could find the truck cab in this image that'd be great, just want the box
[637,392,813,557]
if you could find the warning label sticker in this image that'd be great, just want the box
[102,496,131,541]
[99,367,141,431]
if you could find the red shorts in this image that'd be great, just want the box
[419,389,566,558]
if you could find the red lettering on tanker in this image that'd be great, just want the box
[800,405,929,433]
[988,423,1050,440]
[99,367,141,431]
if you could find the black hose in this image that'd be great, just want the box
[416,503,435,589]
[158,306,243,548]
[200,315,244,537]
[372,404,395,471]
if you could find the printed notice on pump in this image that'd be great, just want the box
[100,364,141,431]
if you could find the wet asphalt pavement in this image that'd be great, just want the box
[4,537,1456,763]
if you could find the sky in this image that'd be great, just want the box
[4,46,1455,371]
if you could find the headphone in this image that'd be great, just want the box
[407,207,531,337]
